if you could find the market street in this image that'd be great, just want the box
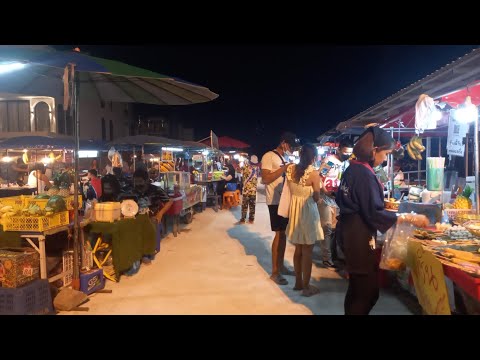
[62,184,415,315]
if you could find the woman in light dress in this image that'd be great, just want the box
[285,143,324,297]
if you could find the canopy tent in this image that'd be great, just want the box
[200,135,250,150]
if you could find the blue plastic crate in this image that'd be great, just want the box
[80,269,105,295]
[0,279,54,315]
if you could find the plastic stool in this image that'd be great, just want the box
[223,191,239,209]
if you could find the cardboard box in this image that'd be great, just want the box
[0,248,40,288]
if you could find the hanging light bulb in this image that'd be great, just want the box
[454,95,479,124]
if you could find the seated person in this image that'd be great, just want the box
[217,161,237,206]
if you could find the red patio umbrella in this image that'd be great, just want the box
[201,136,250,149]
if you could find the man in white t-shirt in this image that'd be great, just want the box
[261,131,297,285]
[318,138,353,267]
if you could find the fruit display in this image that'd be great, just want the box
[384,198,400,211]
[47,185,59,196]
[453,185,473,209]
[406,136,425,160]
[160,161,175,173]
[45,196,67,213]
[0,204,18,219]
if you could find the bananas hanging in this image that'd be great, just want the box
[22,152,29,164]
[406,136,425,161]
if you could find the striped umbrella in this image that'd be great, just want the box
[0,45,218,290]
[0,46,218,105]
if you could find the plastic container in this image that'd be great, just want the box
[80,268,105,295]
[0,248,40,288]
[3,211,69,232]
[94,202,121,222]
[0,279,54,315]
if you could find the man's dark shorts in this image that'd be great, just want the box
[268,205,289,232]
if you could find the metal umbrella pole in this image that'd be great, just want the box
[474,116,480,215]
[72,72,81,290]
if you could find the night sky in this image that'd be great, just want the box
[54,45,478,156]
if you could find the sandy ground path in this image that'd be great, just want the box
[62,184,413,315]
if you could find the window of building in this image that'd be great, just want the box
[101,117,106,141]
[34,101,50,132]
[0,100,30,132]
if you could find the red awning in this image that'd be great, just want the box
[201,136,250,149]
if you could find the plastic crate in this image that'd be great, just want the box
[3,211,69,232]
[445,209,474,221]
[23,195,82,211]
[0,196,24,208]
[80,268,105,295]
[0,279,54,315]
[62,250,74,287]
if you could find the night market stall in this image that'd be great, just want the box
[0,46,218,313]
[330,48,480,314]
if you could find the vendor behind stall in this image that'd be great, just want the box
[132,169,173,265]
[9,158,28,185]
[99,174,122,202]
[27,163,51,194]
[218,161,237,206]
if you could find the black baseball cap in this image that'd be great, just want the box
[280,131,299,147]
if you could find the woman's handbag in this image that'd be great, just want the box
[277,181,291,218]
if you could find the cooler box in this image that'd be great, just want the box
[94,202,121,222]
[0,248,40,288]
[166,195,183,216]
[80,268,105,295]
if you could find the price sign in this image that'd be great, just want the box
[407,241,451,315]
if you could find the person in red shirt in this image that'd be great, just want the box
[86,169,102,200]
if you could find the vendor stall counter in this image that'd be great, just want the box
[84,214,156,278]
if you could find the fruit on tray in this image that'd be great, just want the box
[444,225,476,239]
[47,185,59,196]
[453,185,473,209]
[58,184,70,197]
[406,136,425,161]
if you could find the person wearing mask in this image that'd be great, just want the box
[238,155,260,224]
[317,138,353,268]
[285,144,324,296]
[336,126,428,315]
[99,174,122,203]
[261,131,298,285]
[27,163,51,194]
